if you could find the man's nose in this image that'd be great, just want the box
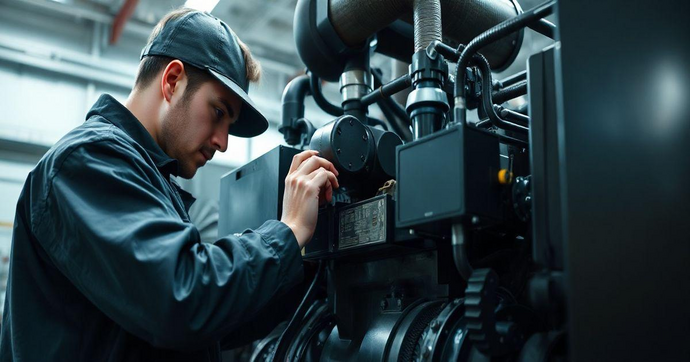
[211,126,228,153]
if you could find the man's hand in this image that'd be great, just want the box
[280,150,339,248]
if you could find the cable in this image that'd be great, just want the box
[497,70,527,88]
[272,261,325,361]
[528,18,557,39]
[454,0,556,124]
[309,74,344,117]
[475,53,529,134]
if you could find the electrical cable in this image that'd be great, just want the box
[272,260,325,361]
[454,0,556,125]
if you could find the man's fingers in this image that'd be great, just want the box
[318,181,333,206]
[288,150,319,174]
[297,155,339,177]
[309,167,339,189]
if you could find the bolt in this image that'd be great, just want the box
[360,155,365,161]
[349,119,354,126]
[337,148,341,154]
[397,299,402,308]
[409,229,415,235]
[471,216,480,225]
[525,196,531,203]
[430,320,439,331]
[348,162,352,169]
[337,127,342,135]
[362,134,368,141]
[380,299,388,310]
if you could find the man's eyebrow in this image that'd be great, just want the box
[219,99,235,119]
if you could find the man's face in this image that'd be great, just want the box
[160,79,242,179]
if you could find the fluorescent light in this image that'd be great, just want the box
[184,0,220,12]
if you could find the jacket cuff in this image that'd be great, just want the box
[253,219,304,289]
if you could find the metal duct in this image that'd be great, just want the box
[413,0,442,52]
[328,0,522,70]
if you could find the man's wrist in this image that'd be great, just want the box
[281,220,308,248]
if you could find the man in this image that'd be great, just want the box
[0,8,338,361]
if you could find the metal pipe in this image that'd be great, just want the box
[280,74,312,145]
[454,0,557,125]
[452,223,473,281]
[360,74,411,106]
[498,106,530,126]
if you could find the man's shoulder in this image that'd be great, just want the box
[35,116,147,179]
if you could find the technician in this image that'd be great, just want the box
[0,8,339,361]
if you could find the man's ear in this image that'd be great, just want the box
[160,60,186,103]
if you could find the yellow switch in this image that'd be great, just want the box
[498,169,513,185]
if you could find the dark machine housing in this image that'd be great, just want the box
[218,0,690,361]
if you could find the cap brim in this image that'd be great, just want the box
[207,68,269,138]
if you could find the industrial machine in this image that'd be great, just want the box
[219,0,690,360]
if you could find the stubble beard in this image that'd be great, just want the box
[160,99,197,179]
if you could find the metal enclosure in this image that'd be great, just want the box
[218,146,300,236]
[557,1,690,360]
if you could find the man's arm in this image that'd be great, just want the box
[31,138,315,351]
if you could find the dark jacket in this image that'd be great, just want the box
[0,94,304,361]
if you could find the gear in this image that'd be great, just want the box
[465,268,524,356]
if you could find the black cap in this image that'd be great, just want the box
[141,10,268,138]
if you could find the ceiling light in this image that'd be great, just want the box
[184,0,220,13]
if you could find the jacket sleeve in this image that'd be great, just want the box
[31,138,304,351]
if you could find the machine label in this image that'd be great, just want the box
[339,197,386,249]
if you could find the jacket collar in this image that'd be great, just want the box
[86,94,180,177]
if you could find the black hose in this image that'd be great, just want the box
[370,69,413,127]
[360,74,412,107]
[454,0,556,124]
[476,53,529,134]
[492,81,527,104]
[272,261,325,361]
[528,18,557,39]
[309,74,344,117]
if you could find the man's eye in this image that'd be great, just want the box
[215,108,225,120]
